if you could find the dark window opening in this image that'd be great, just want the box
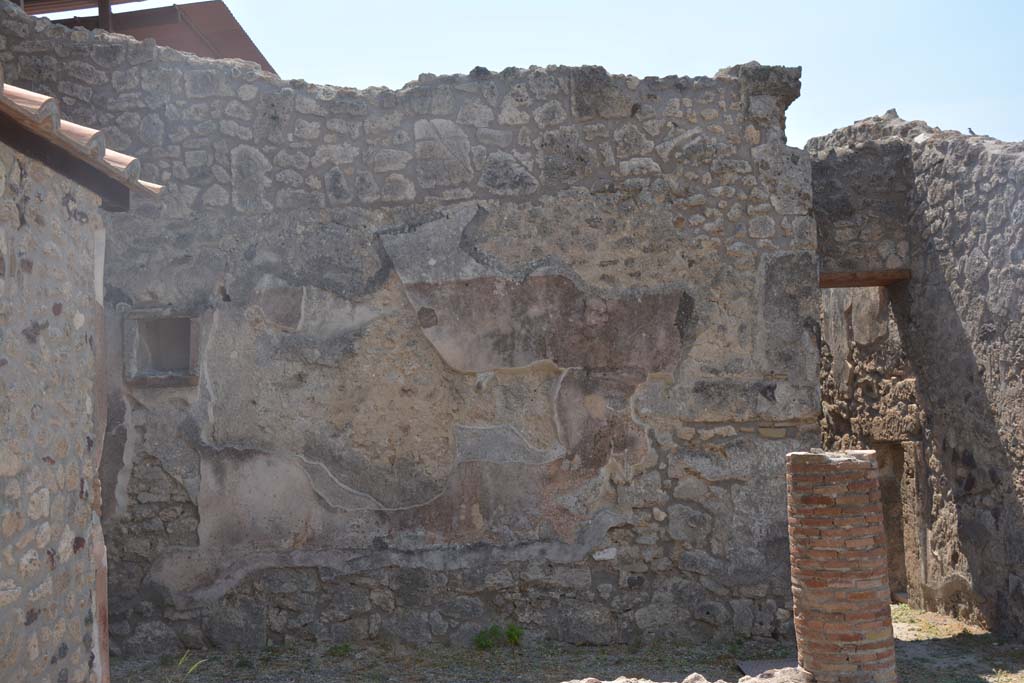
[138,317,191,373]
[124,313,199,387]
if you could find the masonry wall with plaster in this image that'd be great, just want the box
[811,114,1024,637]
[0,138,108,682]
[0,6,823,651]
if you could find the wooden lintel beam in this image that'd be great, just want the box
[819,269,912,289]
[0,109,130,212]
[124,374,200,388]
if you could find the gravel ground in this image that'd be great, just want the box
[112,607,1024,683]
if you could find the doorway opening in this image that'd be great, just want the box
[874,442,909,602]
[819,279,923,606]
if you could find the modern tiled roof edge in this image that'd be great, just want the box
[0,63,163,197]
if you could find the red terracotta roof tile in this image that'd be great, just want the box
[0,70,161,196]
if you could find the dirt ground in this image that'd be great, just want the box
[890,605,1024,683]
[112,606,1024,683]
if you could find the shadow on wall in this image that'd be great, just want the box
[888,243,1024,635]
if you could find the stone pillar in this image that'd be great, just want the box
[786,450,897,683]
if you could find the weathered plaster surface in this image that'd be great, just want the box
[0,140,107,682]
[810,112,1024,636]
[0,6,820,650]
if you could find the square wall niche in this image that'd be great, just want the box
[124,312,200,387]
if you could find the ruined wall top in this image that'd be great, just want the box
[1,3,800,106]
[808,109,1023,283]
[808,109,1024,158]
[0,3,804,223]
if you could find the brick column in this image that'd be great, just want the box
[786,450,897,683]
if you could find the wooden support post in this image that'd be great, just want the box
[98,0,113,31]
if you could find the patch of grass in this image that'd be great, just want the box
[162,651,207,683]
[505,623,524,647]
[473,625,503,651]
[258,645,283,664]
[892,603,918,624]
[725,637,746,658]
[326,643,352,658]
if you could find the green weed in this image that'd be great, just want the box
[326,643,352,658]
[473,625,503,650]
[505,623,524,647]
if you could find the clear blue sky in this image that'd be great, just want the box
[48,0,1023,146]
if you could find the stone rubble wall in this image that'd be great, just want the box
[810,134,913,276]
[0,141,108,682]
[809,112,1024,635]
[819,287,919,451]
[0,5,821,651]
